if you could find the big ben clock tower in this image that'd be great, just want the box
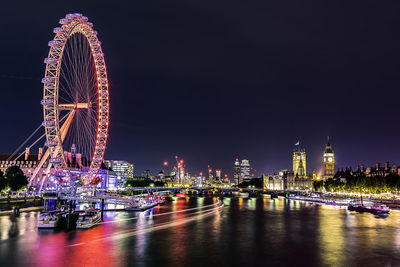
[323,136,335,179]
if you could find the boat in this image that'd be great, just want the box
[38,210,67,229]
[348,202,390,214]
[369,204,390,214]
[76,209,101,229]
[347,203,363,211]
[125,196,162,211]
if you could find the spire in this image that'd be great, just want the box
[325,136,333,153]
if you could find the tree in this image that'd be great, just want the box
[313,180,324,191]
[5,166,28,192]
[0,170,6,192]
[324,178,335,192]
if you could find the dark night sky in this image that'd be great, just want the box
[1,0,400,178]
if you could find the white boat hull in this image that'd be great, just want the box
[38,220,57,228]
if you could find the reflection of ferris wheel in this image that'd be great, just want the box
[30,13,109,188]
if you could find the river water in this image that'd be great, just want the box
[0,197,399,267]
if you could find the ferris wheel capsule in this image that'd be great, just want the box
[44,58,58,64]
[42,120,55,127]
[66,13,80,20]
[53,27,65,34]
[48,40,62,47]
[59,18,71,25]
[41,77,55,84]
[41,98,54,105]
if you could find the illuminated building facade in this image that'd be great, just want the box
[240,159,250,181]
[0,151,54,189]
[0,147,119,191]
[262,174,284,190]
[293,149,306,177]
[279,169,312,191]
[215,169,221,184]
[234,158,241,185]
[103,160,134,188]
[323,137,335,179]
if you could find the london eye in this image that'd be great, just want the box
[29,13,109,188]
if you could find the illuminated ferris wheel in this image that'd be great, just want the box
[30,13,109,187]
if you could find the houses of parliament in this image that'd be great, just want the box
[292,137,335,181]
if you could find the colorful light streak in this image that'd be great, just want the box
[66,199,224,247]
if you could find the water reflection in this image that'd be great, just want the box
[318,206,346,266]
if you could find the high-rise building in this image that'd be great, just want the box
[234,158,241,185]
[240,159,250,180]
[215,169,221,181]
[323,137,335,179]
[103,160,134,187]
[293,149,306,177]
[208,166,214,184]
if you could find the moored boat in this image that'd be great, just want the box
[38,210,67,229]
[347,203,363,212]
[76,209,101,229]
[348,202,390,214]
[125,196,162,211]
[365,204,390,214]
[371,204,390,213]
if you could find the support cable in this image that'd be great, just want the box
[7,124,43,161]
[8,112,71,161]
[12,133,46,162]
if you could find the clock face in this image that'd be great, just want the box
[297,156,300,160]
[328,157,333,162]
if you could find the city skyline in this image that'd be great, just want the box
[1,1,400,177]
[1,5,400,267]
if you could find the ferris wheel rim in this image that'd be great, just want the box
[41,13,109,186]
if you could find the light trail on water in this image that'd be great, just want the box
[98,199,222,225]
[66,199,224,247]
